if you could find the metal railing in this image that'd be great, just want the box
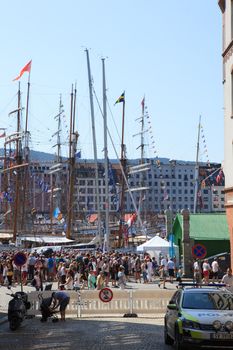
[26,289,173,318]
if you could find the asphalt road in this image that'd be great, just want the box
[0,316,171,350]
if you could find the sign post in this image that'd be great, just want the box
[14,252,27,292]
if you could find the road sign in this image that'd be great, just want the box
[14,252,27,267]
[99,287,113,303]
[192,243,207,259]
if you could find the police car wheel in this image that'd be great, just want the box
[174,325,183,350]
[164,322,173,345]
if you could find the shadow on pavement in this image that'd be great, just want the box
[0,317,171,350]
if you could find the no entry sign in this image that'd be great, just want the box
[99,288,113,303]
[14,252,27,267]
[192,243,207,259]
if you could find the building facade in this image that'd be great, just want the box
[219,0,233,267]
[0,157,225,236]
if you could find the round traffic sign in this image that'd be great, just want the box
[14,252,27,267]
[99,287,113,303]
[192,243,207,259]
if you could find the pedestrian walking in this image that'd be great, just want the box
[118,265,127,289]
[202,259,211,284]
[193,259,202,284]
[211,258,219,282]
[96,271,105,290]
[158,264,167,289]
[167,258,175,284]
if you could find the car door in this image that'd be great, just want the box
[166,290,182,339]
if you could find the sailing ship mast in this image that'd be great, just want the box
[117,91,126,248]
[102,58,109,251]
[5,84,27,242]
[66,85,78,239]
[85,49,102,246]
[21,68,31,232]
[193,115,201,214]
[12,84,22,242]
[48,95,64,231]
[133,97,150,216]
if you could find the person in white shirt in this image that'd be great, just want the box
[221,268,233,292]
[160,256,168,271]
[167,258,175,283]
[202,259,211,284]
[211,258,219,282]
[193,259,202,284]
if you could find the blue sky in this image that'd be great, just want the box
[0,1,223,163]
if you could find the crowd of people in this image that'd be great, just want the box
[193,257,233,291]
[0,248,169,291]
[1,248,232,292]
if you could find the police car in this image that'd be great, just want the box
[164,283,233,349]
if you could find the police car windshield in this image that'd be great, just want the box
[182,292,233,310]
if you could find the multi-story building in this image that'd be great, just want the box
[219,0,233,267]
[127,159,224,214]
[0,157,225,235]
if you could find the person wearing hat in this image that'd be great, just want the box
[118,265,126,290]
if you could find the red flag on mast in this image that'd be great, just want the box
[13,60,32,81]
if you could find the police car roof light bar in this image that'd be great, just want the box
[178,282,226,289]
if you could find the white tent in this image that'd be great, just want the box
[136,235,179,263]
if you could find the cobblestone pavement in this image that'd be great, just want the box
[0,316,171,350]
[0,279,177,349]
